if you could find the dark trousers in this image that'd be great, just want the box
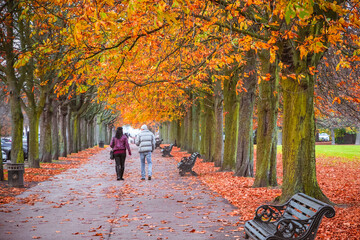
[114,153,126,179]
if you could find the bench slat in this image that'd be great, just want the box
[245,220,276,239]
[288,200,317,217]
[291,193,326,210]
[284,206,309,220]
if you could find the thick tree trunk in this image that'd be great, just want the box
[331,128,335,145]
[253,51,279,187]
[281,72,329,203]
[60,105,68,157]
[5,1,24,164]
[67,112,73,154]
[27,112,40,168]
[40,100,53,163]
[187,104,193,153]
[234,51,257,177]
[192,99,200,152]
[202,94,215,162]
[176,120,182,148]
[181,114,188,151]
[9,89,24,164]
[214,77,224,167]
[222,74,239,171]
[51,104,59,160]
[73,114,79,153]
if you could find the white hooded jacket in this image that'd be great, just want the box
[135,125,155,153]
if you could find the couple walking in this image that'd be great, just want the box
[110,125,155,181]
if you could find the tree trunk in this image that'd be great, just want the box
[60,105,68,157]
[202,94,215,162]
[67,111,73,154]
[73,114,79,153]
[187,104,193,152]
[214,77,224,167]
[234,51,257,177]
[9,89,24,164]
[281,72,329,203]
[51,103,59,160]
[222,72,239,171]
[40,100,53,163]
[331,128,335,145]
[253,51,279,187]
[192,99,200,152]
[27,112,40,168]
[355,126,360,145]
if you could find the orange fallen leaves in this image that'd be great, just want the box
[0,147,103,205]
[171,148,360,240]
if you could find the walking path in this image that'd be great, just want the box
[0,144,244,239]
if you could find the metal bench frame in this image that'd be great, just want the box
[244,193,335,240]
[177,152,201,176]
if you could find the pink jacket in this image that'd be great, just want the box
[110,135,131,155]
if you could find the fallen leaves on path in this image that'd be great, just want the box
[170,147,360,240]
[0,147,103,205]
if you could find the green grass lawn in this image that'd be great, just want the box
[277,145,360,160]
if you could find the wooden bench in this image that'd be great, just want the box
[177,152,201,176]
[161,143,175,157]
[244,193,335,240]
[155,138,163,149]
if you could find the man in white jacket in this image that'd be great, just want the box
[135,124,156,180]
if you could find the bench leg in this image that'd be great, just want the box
[190,170,198,176]
[244,233,249,239]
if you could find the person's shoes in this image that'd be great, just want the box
[117,178,120,181]
[141,178,145,180]
[148,176,151,180]
[120,178,124,181]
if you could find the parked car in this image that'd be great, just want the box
[1,139,28,161]
[2,150,6,162]
[319,133,330,141]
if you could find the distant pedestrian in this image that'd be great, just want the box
[135,124,155,180]
[110,127,131,181]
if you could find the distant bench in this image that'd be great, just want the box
[161,143,175,157]
[244,192,335,240]
[155,138,163,149]
[177,152,201,176]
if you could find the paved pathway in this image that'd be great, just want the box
[0,145,244,239]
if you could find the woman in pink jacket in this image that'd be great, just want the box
[110,127,131,180]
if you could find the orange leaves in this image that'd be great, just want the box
[171,146,360,239]
[0,147,103,205]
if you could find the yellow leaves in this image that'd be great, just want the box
[332,97,341,105]
[298,36,326,59]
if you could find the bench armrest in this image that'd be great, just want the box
[254,204,286,222]
[274,218,313,238]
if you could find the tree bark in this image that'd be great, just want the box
[60,104,68,157]
[281,71,329,203]
[51,103,59,160]
[214,77,224,167]
[27,112,41,167]
[40,99,53,163]
[192,99,200,153]
[222,72,239,171]
[234,51,257,177]
[253,50,279,187]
